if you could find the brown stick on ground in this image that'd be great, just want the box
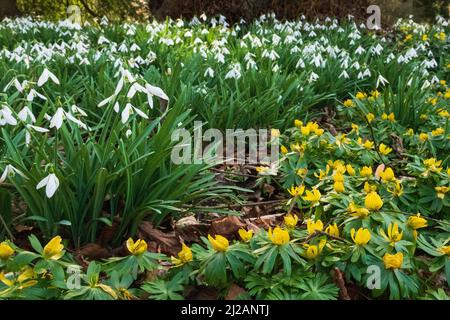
[334,267,351,300]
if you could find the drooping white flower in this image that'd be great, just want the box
[49,108,87,130]
[0,105,17,126]
[18,106,36,123]
[0,164,26,183]
[26,89,47,102]
[37,68,60,87]
[376,74,389,88]
[121,103,149,123]
[36,173,59,198]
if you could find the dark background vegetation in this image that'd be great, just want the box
[0,0,449,23]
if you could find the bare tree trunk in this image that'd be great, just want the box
[0,0,20,18]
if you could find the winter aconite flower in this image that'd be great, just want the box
[351,228,371,246]
[307,219,324,235]
[435,186,449,199]
[238,228,253,242]
[380,223,403,245]
[365,191,383,211]
[379,143,392,155]
[325,223,339,237]
[0,241,14,260]
[208,234,229,252]
[360,166,373,178]
[126,238,148,256]
[287,185,305,197]
[439,246,450,256]
[406,213,427,240]
[302,188,321,204]
[348,202,370,219]
[171,243,193,266]
[284,214,298,229]
[304,239,326,260]
[43,236,65,260]
[380,167,395,182]
[268,227,290,245]
[343,99,354,107]
[383,252,403,269]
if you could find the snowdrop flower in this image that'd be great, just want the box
[121,103,148,123]
[0,164,26,183]
[26,89,47,102]
[204,67,215,78]
[308,72,319,83]
[37,68,60,87]
[225,63,241,80]
[376,74,389,87]
[36,173,59,198]
[49,108,87,130]
[145,83,170,108]
[18,106,36,123]
[0,105,17,126]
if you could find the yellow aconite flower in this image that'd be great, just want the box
[387,180,404,197]
[348,202,370,218]
[43,236,65,260]
[383,252,403,269]
[294,119,303,128]
[439,245,450,256]
[405,34,413,41]
[315,167,329,181]
[304,239,326,260]
[380,223,403,245]
[325,223,339,237]
[364,181,377,193]
[351,228,371,246]
[379,143,392,155]
[343,99,354,107]
[356,92,367,100]
[328,160,346,173]
[381,112,395,122]
[365,191,383,211]
[280,145,288,154]
[296,168,308,178]
[435,186,449,199]
[366,113,375,123]
[307,219,324,235]
[208,234,229,252]
[0,242,14,260]
[371,90,380,98]
[405,128,414,136]
[268,227,290,245]
[431,128,444,136]
[380,167,395,182]
[423,158,442,172]
[351,123,359,134]
[360,139,374,150]
[126,238,148,256]
[346,164,356,176]
[407,214,427,230]
[360,166,373,178]
[334,181,345,193]
[284,214,298,229]
[0,267,37,289]
[238,228,253,242]
[333,172,344,183]
[422,34,428,41]
[171,243,193,266]
[419,133,429,142]
[287,185,305,197]
[302,188,321,204]
[301,125,310,136]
